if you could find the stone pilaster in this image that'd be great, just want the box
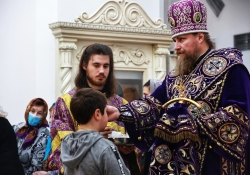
[153,44,170,80]
[58,38,77,94]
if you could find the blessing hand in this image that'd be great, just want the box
[106,105,120,121]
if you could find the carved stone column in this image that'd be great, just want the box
[153,44,170,80]
[58,38,77,94]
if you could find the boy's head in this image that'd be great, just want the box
[70,88,108,131]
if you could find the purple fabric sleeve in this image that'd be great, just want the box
[212,65,250,161]
[118,84,166,151]
[220,65,250,114]
[199,65,250,175]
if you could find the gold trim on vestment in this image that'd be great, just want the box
[122,98,128,105]
[52,131,73,152]
[154,128,201,144]
[61,93,78,130]
[107,122,126,134]
[52,94,77,152]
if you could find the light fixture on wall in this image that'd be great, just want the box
[206,0,225,17]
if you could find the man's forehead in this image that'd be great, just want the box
[173,33,197,41]
[90,54,110,64]
[173,35,185,41]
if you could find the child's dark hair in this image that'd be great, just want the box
[70,88,107,124]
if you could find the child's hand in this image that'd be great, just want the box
[100,126,112,139]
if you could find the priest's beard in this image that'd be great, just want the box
[174,47,200,76]
[86,72,107,87]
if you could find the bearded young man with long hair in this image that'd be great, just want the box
[106,0,250,174]
[35,43,140,175]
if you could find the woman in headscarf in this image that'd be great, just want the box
[33,102,58,175]
[13,98,50,175]
[143,79,162,97]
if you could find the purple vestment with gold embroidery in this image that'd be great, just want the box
[118,48,250,175]
[50,87,127,174]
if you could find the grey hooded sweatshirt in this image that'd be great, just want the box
[61,130,131,175]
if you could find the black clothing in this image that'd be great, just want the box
[0,117,24,175]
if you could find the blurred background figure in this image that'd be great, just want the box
[13,98,50,175]
[123,86,140,102]
[143,80,150,97]
[143,79,162,97]
[48,102,56,129]
[0,106,24,175]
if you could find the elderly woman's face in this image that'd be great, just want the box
[30,105,44,118]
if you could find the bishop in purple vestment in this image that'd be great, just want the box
[107,0,250,174]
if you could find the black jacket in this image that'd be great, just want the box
[0,117,24,175]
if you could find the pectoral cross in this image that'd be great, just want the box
[178,80,186,98]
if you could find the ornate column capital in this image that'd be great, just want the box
[58,38,77,94]
[59,38,77,51]
[153,44,170,55]
[152,44,170,80]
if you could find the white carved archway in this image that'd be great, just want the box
[49,0,173,97]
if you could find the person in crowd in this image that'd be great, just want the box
[106,0,250,174]
[32,102,57,175]
[60,88,130,175]
[142,80,150,97]
[50,43,140,175]
[0,106,25,175]
[48,102,56,128]
[13,98,50,175]
[143,79,162,97]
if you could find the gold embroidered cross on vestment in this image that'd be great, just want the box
[177,79,186,98]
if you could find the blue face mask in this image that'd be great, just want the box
[28,113,42,127]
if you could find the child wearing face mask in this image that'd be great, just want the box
[13,98,50,175]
